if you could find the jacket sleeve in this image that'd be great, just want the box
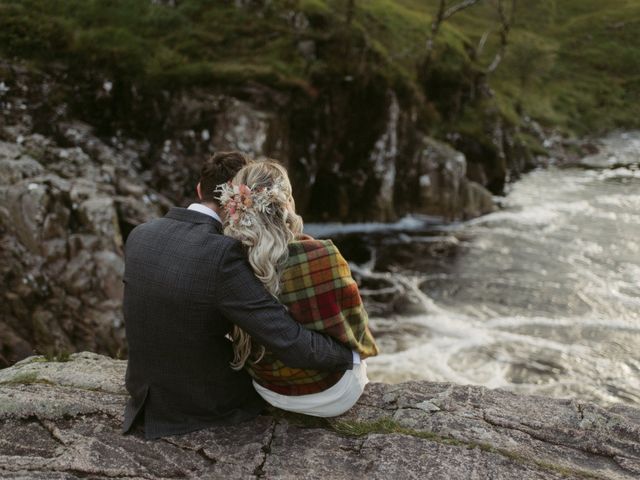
[214,240,354,371]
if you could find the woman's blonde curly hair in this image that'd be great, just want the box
[219,160,303,370]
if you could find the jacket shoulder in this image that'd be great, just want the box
[124,217,168,245]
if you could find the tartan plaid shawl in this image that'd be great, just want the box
[246,238,379,396]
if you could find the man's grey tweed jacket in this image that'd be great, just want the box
[122,207,353,439]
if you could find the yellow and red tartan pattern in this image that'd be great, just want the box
[246,239,379,396]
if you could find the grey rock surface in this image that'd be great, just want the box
[0,125,168,367]
[414,136,496,221]
[1,352,639,479]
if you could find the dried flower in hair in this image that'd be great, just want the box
[214,180,288,227]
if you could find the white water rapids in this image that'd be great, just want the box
[307,132,640,406]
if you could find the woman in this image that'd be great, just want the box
[215,160,378,417]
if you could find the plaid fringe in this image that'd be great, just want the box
[246,239,379,396]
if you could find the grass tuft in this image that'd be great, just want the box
[328,416,607,479]
[0,371,54,386]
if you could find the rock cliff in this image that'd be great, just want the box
[1,352,639,479]
[0,59,498,224]
[0,57,499,367]
[0,128,166,366]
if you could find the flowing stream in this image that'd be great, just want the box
[307,132,640,406]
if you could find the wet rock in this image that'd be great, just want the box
[0,133,162,366]
[367,90,400,221]
[0,154,44,183]
[40,238,67,261]
[0,140,23,160]
[0,325,32,367]
[579,131,640,169]
[77,197,123,250]
[61,250,94,295]
[1,353,639,479]
[461,179,496,218]
[114,195,162,236]
[452,127,508,195]
[1,180,49,254]
[414,136,496,221]
[212,97,277,156]
[93,251,124,300]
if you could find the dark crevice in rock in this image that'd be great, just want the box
[193,446,217,466]
[399,405,441,414]
[339,437,365,455]
[160,437,218,466]
[254,418,277,478]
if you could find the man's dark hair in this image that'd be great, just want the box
[200,151,252,204]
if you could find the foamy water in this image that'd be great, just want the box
[313,132,640,406]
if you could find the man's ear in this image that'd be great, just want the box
[196,182,203,200]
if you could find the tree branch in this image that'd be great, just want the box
[346,0,356,25]
[475,29,492,58]
[484,0,516,74]
[443,0,482,20]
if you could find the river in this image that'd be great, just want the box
[307,132,640,406]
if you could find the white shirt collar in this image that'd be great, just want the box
[187,203,223,224]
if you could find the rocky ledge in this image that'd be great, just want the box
[1,353,639,479]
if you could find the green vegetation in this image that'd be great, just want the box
[43,350,72,362]
[0,0,637,134]
[0,371,54,386]
[480,1,640,131]
[328,416,606,479]
[359,0,640,133]
[268,412,604,480]
[336,417,607,479]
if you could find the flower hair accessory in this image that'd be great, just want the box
[215,181,288,227]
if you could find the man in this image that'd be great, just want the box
[121,151,357,440]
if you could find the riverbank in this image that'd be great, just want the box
[313,132,640,406]
[1,352,639,479]
[2,0,630,367]
[0,59,500,368]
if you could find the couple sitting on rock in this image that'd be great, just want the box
[122,152,379,439]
